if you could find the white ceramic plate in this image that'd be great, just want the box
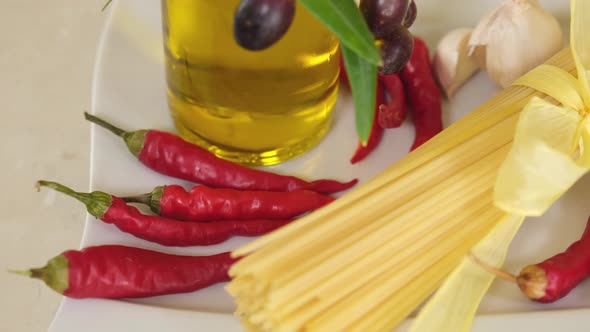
[50,0,590,331]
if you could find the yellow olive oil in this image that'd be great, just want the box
[161,0,340,166]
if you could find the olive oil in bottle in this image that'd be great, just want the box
[162,0,340,166]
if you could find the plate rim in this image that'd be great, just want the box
[50,0,590,331]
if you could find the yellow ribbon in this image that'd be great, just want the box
[496,0,590,216]
[495,71,590,216]
[410,1,590,331]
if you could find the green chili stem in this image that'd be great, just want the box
[10,255,69,294]
[120,194,152,206]
[9,268,47,280]
[37,180,112,218]
[8,269,33,277]
[101,0,113,12]
[37,180,92,206]
[84,112,128,137]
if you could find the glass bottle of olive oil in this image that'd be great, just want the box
[162,0,340,166]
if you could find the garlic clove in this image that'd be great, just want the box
[471,45,487,70]
[433,28,480,98]
[468,0,542,54]
[468,2,505,55]
[469,0,563,88]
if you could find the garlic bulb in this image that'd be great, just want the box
[433,28,480,98]
[468,0,563,88]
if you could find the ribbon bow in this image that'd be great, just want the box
[409,2,590,332]
[495,0,590,216]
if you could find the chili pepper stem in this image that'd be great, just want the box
[101,0,112,11]
[37,180,92,205]
[8,269,33,277]
[120,186,162,213]
[84,112,148,157]
[10,268,47,280]
[84,112,127,137]
[468,252,517,283]
[37,180,112,218]
[9,255,69,294]
[121,194,152,206]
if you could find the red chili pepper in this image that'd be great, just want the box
[401,37,443,151]
[84,113,357,194]
[516,216,590,303]
[473,216,590,304]
[349,78,386,164]
[38,181,290,247]
[377,73,407,129]
[12,245,237,299]
[121,185,334,221]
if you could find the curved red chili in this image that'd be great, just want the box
[517,216,590,303]
[122,184,334,221]
[83,113,357,194]
[13,245,237,299]
[401,37,443,151]
[377,72,407,129]
[350,78,386,164]
[38,181,290,247]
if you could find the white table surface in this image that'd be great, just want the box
[0,1,105,331]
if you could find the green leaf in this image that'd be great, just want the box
[299,0,381,66]
[341,45,377,144]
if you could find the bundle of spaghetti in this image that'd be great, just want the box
[226,48,575,332]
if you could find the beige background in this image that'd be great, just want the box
[1,1,106,331]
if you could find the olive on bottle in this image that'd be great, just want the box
[360,0,411,39]
[378,25,414,74]
[233,0,296,51]
[402,0,417,28]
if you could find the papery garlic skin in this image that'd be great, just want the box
[433,28,480,97]
[469,0,563,88]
